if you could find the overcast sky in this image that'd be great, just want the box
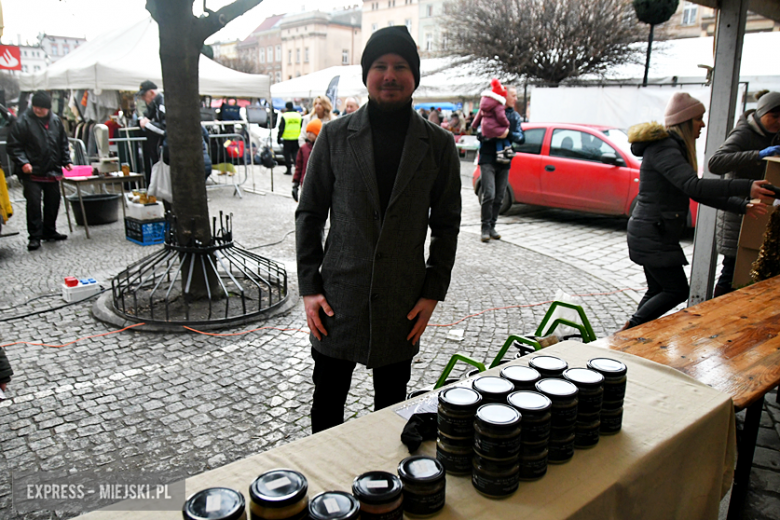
[2,0,360,46]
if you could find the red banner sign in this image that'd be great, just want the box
[0,46,22,71]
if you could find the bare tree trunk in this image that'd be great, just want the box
[146,0,263,299]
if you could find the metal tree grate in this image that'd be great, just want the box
[112,212,288,326]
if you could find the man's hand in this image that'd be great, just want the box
[64,163,73,171]
[304,294,334,341]
[406,298,438,346]
[22,163,32,174]
[745,202,769,219]
[139,117,150,129]
[751,180,775,199]
[0,382,6,392]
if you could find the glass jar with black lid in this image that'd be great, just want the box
[587,358,627,403]
[437,387,482,438]
[471,376,515,405]
[249,469,308,520]
[397,456,446,518]
[308,491,360,520]
[473,403,522,459]
[528,356,568,378]
[507,390,552,443]
[471,452,520,498]
[563,368,604,415]
[183,487,247,520]
[352,471,403,520]
[500,365,541,392]
[535,378,579,428]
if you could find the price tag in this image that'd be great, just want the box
[266,476,292,490]
[409,459,438,477]
[324,498,341,514]
[205,494,222,512]
[366,480,389,489]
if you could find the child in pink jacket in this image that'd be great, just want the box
[472,78,513,163]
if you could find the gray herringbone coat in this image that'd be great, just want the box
[295,104,461,368]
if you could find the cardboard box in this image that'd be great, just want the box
[126,200,164,220]
[732,157,780,288]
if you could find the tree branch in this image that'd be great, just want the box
[197,0,264,41]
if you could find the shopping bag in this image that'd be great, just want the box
[148,158,173,203]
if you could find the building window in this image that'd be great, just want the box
[23,50,27,57]
[276,71,282,83]
[405,19,412,32]
[51,45,58,56]
[296,72,301,77]
[267,46,273,62]
[22,65,28,72]
[259,48,265,63]
[425,33,433,51]
[63,45,69,54]
[276,45,282,61]
[388,20,394,27]
[34,65,40,71]
[682,2,698,26]
[296,48,300,63]
[288,49,292,64]
[426,5,433,17]
[372,23,378,33]
[305,47,309,63]
[342,50,349,65]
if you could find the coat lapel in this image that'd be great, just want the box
[387,110,429,211]
[347,106,381,212]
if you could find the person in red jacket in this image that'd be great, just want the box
[292,119,322,202]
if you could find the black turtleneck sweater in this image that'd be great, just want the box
[368,99,412,218]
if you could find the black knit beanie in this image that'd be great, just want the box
[361,26,420,88]
[32,91,52,109]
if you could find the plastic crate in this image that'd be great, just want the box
[125,217,166,246]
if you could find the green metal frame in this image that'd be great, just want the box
[534,301,596,343]
[488,335,542,368]
[434,353,486,389]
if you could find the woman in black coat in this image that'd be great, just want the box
[623,92,772,329]
[707,90,780,296]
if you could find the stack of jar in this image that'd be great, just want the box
[436,386,482,475]
[563,368,604,449]
[534,377,579,464]
[471,403,522,497]
[587,358,628,435]
[506,390,552,481]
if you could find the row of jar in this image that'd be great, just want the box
[182,457,448,520]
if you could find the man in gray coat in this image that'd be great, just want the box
[296,26,462,433]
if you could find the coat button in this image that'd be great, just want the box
[373,211,379,220]
[376,252,383,259]
[371,293,378,301]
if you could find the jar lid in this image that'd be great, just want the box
[249,469,308,508]
[182,487,246,520]
[397,456,445,484]
[507,390,552,412]
[535,378,578,399]
[587,357,628,376]
[352,471,403,505]
[528,356,568,373]
[500,365,541,384]
[475,403,521,427]
[563,368,605,387]
[472,376,514,396]
[438,387,482,409]
[308,491,360,520]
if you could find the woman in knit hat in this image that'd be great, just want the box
[621,92,774,329]
[707,90,780,296]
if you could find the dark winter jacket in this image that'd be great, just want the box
[708,111,779,257]
[293,140,313,187]
[472,90,509,139]
[626,122,752,267]
[0,347,12,385]
[506,106,524,144]
[6,108,71,177]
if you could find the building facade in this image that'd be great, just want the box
[418,0,448,57]
[38,34,85,62]
[238,14,285,82]
[280,9,362,80]
[19,45,46,74]
[664,1,779,38]
[362,0,419,43]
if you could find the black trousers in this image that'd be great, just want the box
[715,255,737,294]
[629,264,690,327]
[310,347,412,434]
[23,179,61,240]
[282,141,299,175]
[479,161,510,228]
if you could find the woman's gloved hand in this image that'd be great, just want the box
[292,182,299,202]
[758,145,780,159]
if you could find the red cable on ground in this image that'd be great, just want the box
[2,287,646,346]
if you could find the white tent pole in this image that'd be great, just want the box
[689,0,748,305]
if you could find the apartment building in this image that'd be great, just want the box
[280,9,362,80]
[362,0,419,42]
[19,45,46,74]
[38,34,85,62]
[238,14,285,82]
[664,1,779,38]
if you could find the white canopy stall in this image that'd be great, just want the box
[19,16,271,99]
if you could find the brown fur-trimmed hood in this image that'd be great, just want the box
[628,122,669,157]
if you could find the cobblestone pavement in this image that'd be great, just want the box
[0,161,777,520]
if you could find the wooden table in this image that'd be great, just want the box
[60,174,145,239]
[591,275,780,520]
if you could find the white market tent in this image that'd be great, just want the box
[270,65,367,99]
[19,17,271,99]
